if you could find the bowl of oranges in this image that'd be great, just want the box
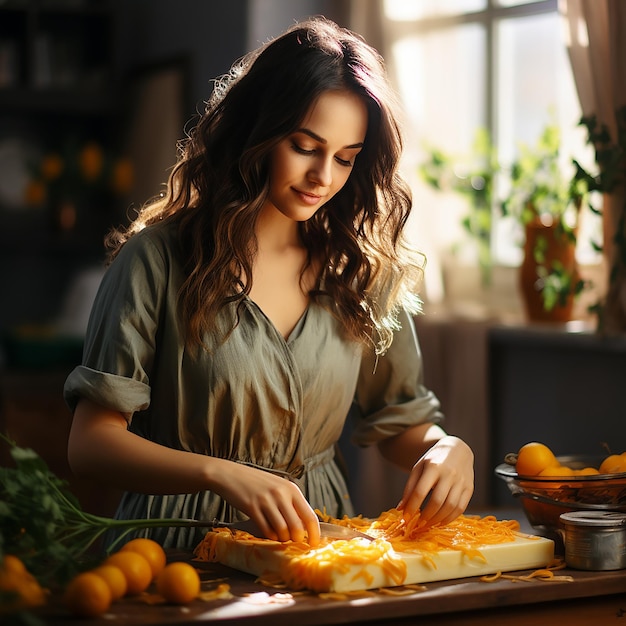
[495,442,626,540]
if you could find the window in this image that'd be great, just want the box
[382,0,601,307]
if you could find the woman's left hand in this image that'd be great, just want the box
[397,435,474,527]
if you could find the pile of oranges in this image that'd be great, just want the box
[63,537,202,618]
[0,554,47,615]
[515,442,626,477]
[1,538,202,619]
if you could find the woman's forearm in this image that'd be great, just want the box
[68,398,224,495]
[378,421,474,524]
[377,422,448,471]
[68,398,322,543]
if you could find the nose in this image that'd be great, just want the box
[308,156,333,187]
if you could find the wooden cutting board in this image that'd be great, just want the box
[203,530,555,593]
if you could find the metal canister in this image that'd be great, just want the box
[559,511,626,571]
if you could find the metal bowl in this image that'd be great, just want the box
[495,455,626,540]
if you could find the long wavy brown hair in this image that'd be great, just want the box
[107,16,424,354]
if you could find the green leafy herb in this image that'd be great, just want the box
[0,435,207,586]
[420,128,497,286]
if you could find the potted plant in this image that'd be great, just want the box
[420,129,497,287]
[501,125,588,323]
[421,124,589,322]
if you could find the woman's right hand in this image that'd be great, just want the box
[69,399,321,546]
[211,460,321,546]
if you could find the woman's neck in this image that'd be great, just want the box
[255,203,302,254]
[249,203,315,338]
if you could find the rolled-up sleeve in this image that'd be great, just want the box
[63,228,167,419]
[351,309,443,446]
[64,367,150,419]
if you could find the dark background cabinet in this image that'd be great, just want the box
[0,0,253,338]
[0,0,249,516]
[0,0,250,515]
[0,1,123,338]
[0,1,117,113]
[488,325,626,505]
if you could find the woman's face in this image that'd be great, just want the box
[265,90,368,222]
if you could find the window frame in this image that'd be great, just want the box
[379,0,602,317]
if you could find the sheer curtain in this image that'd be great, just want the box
[560,0,626,333]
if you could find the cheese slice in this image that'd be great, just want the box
[195,523,554,593]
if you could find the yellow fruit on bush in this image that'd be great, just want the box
[64,572,112,618]
[516,442,558,476]
[91,564,127,601]
[156,562,201,604]
[105,550,152,596]
[121,538,166,580]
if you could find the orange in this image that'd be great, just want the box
[1,555,27,576]
[120,538,166,580]
[538,464,574,477]
[64,572,112,618]
[515,442,558,476]
[104,550,152,596]
[0,555,47,611]
[577,467,600,476]
[91,564,127,601]
[599,454,626,474]
[156,562,201,604]
[15,577,47,609]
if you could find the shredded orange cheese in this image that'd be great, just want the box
[479,558,573,584]
[194,508,524,592]
[317,508,520,562]
[280,536,406,592]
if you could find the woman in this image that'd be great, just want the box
[65,16,474,549]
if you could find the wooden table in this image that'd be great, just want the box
[36,551,626,626]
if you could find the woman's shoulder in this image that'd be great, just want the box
[117,220,181,264]
[100,221,184,299]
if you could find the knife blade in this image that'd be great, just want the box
[185,518,374,541]
[318,522,374,541]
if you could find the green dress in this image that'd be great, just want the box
[64,221,443,548]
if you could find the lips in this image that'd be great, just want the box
[293,188,323,206]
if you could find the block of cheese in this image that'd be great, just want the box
[194,513,555,593]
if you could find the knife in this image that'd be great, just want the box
[181,518,374,540]
[317,521,375,541]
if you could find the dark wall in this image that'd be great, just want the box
[112,0,250,118]
[112,0,350,118]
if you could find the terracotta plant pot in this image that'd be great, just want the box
[519,221,578,323]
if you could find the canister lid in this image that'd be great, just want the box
[560,511,626,527]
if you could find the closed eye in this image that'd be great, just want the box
[291,142,314,156]
[335,156,353,167]
[291,142,355,167]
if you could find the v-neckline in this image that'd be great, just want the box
[247,297,310,343]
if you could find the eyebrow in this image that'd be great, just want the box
[295,128,364,150]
